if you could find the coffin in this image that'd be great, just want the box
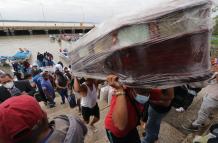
[68,0,213,88]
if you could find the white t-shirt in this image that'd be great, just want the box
[81,83,97,108]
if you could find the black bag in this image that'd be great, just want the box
[34,92,43,102]
[68,94,77,108]
[172,85,201,110]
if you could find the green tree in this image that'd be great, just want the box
[213,16,218,35]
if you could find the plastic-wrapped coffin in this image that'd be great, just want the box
[68,0,213,88]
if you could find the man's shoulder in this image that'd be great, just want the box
[15,80,29,85]
[40,80,47,85]
[0,86,7,91]
[15,80,28,83]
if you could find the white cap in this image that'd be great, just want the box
[32,63,38,67]
[54,64,63,72]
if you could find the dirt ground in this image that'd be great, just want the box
[40,88,218,143]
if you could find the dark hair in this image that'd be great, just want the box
[57,61,63,68]
[24,74,32,79]
[55,70,65,80]
[42,72,48,78]
[32,70,42,77]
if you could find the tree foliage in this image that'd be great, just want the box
[213,16,218,35]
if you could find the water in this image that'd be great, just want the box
[0,35,72,66]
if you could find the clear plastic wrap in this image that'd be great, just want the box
[68,0,214,88]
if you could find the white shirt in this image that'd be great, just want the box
[81,83,97,108]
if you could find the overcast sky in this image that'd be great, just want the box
[0,0,217,23]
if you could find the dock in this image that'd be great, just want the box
[0,21,95,36]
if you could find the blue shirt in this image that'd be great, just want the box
[41,79,55,96]
[33,74,44,90]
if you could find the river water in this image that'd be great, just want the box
[0,35,72,66]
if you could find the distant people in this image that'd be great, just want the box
[12,62,23,80]
[184,74,218,132]
[0,73,35,103]
[22,60,31,75]
[74,77,100,131]
[62,48,69,56]
[47,52,54,66]
[0,95,87,143]
[37,52,44,67]
[55,70,69,104]
[41,72,56,108]
[36,52,54,67]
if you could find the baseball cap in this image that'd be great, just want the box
[0,95,46,143]
[32,63,38,67]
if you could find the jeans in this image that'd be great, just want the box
[141,106,167,143]
[59,88,68,103]
[44,92,55,107]
[192,95,218,127]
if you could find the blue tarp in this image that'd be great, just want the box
[10,51,31,61]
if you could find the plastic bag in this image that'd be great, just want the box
[68,0,214,88]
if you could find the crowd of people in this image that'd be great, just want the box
[37,52,54,67]
[1,60,218,143]
[12,60,32,80]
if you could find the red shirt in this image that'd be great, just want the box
[149,89,163,101]
[105,89,139,138]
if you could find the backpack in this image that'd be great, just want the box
[57,75,68,87]
[67,94,77,108]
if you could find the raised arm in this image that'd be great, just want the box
[107,75,128,130]
[74,77,87,97]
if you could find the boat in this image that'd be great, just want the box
[67,0,213,88]
[60,34,82,42]
[9,49,32,62]
[49,34,57,41]
[59,48,70,62]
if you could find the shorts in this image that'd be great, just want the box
[81,103,100,121]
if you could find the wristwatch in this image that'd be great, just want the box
[115,90,125,96]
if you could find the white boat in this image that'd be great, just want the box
[59,49,70,62]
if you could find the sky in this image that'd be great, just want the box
[0,0,170,23]
[0,0,217,23]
